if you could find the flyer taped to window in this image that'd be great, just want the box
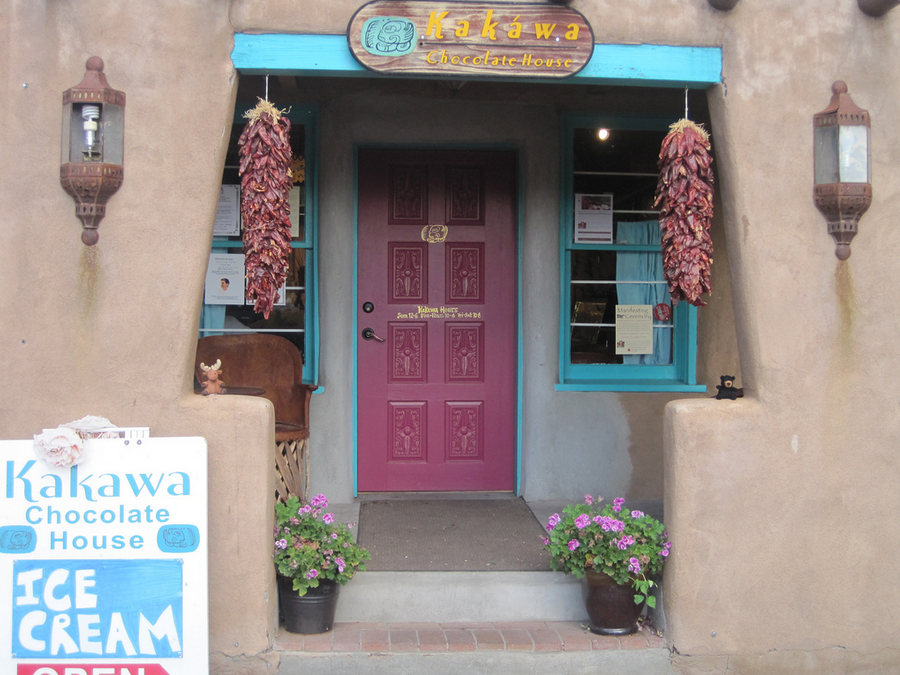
[204,253,245,305]
[213,185,240,237]
[615,305,654,355]
[574,193,613,244]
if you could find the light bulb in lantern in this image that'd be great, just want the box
[82,104,101,160]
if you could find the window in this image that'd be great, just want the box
[199,105,319,384]
[557,115,704,392]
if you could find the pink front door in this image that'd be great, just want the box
[357,149,517,492]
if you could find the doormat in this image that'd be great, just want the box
[358,498,552,572]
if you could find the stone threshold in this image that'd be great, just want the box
[275,620,665,654]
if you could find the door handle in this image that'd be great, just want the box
[361,327,385,342]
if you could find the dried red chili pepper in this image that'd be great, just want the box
[654,119,715,307]
[238,99,293,319]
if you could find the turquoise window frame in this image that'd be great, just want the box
[206,104,321,385]
[557,114,705,393]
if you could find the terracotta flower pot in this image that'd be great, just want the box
[581,567,644,635]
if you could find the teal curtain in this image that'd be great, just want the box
[615,220,671,365]
[199,304,226,338]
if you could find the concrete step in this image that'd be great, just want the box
[335,571,586,623]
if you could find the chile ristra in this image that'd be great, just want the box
[654,119,715,307]
[238,98,293,319]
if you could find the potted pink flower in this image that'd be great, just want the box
[543,495,670,635]
[273,494,370,634]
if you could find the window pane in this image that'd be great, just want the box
[838,125,868,183]
[222,247,307,363]
[573,128,664,174]
[569,251,673,366]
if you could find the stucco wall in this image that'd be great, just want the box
[663,2,900,674]
[1,0,278,670]
[3,1,900,674]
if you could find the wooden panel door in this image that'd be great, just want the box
[357,149,517,492]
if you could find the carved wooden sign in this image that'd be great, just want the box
[348,1,594,78]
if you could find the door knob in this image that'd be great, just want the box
[361,327,385,342]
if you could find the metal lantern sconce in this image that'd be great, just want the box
[60,57,125,246]
[813,81,871,261]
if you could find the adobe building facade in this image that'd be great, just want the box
[2,0,899,673]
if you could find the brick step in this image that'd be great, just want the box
[274,621,672,675]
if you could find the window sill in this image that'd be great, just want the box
[555,380,708,393]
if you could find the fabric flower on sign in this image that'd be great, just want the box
[33,426,86,468]
[62,415,115,438]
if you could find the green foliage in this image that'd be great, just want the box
[273,494,370,596]
[543,496,670,606]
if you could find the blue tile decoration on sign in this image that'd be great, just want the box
[362,17,418,56]
[157,525,200,553]
[0,526,36,554]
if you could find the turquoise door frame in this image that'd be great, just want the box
[229,33,722,496]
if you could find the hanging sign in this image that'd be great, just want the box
[348,1,594,78]
[1,437,209,675]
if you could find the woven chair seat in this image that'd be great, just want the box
[275,422,310,442]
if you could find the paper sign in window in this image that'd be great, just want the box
[213,185,240,237]
[204,254,245,305]
[574,193,613,244]
[615,305,653,355]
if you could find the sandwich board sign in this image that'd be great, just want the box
[0,437,208,675]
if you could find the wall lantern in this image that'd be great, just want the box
[813,81,871,261]
[60,57,125,246]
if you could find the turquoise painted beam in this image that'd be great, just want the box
[233,34,364,77]
[232,34,722,86]
[576,43,722,87]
